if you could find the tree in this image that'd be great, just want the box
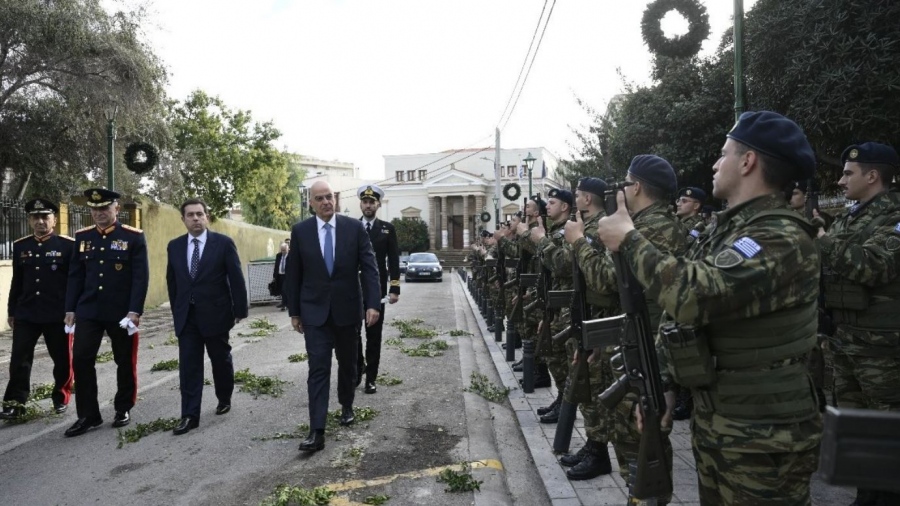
[0,0,169,200]
[392,218,429,253]
[238,152,305,230]
[158,90,283,218]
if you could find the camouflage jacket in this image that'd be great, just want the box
[680,214,706,244]
[538,218,572,290]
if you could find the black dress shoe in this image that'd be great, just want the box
[64,416,103,437]
[53,403,68,414]
[298,430,325,452]
[364,382,377,394]
[112,411,130,428]
[215,403,231,415]
[339,406,355,426]
[0,406,24,420]
[173,417,199,435]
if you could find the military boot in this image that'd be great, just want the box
[539,400,561,424]
[566,442,612,480]
[532,362,551,388]
[537,389,562,416]
[559,440,594,467]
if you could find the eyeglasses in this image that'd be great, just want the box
[313,194,334,202]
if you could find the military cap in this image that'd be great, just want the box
[678,187,706,202]
[791,180,819,193]
[727,111,816,179]
[577,177,608,197]
[24,198,59,215]
[358,184,384,201]
[529,195,548,215]
[841,142,900,168]
[83,188,120,208]
[547,188,573,207]
[480,229,493,238]
[628,155,678,194]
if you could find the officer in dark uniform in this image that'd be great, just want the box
[1,199,75,420]
[63,188,149,437]
[356,184,400,394]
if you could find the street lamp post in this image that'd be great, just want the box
[298,184,307,220]
[105,106,118,191]
[523,152,536,198]
[492,196,500,228]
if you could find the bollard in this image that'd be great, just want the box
[505,324,517,361]
[494,312,504,342]
[522,339,535,393]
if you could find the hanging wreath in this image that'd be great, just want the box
[123,142,159,175]
[479,211,491,223]
[641,0,710,59]
[502,182,522,201]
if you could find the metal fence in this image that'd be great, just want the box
[247,261,280,305]
[67,204,130,232]
[0,198,29,260]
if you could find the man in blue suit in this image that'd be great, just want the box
[166,198,248,435]
[284,181,380,453]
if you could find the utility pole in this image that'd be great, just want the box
[105,107,118,191]
[494,128,501,227]
[734,0,745,121]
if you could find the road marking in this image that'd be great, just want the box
[324,459,504,497]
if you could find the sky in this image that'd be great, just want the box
[123,0,758,180]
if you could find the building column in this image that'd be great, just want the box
[462,194,470,248]
[440,196,448,250]
[428,197,437,250]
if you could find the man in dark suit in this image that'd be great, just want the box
[284,181,380,453]
[64,188,149,437]
[272,242,289,309]
[166,198,248,435]
[356,184,400,394]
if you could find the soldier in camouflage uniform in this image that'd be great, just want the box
[524,189,575,424]
[816,142,900,506]
[568,158,687,500]
[597,111,823,505]
[676,186,707,241]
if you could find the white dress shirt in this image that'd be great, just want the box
[187,229,208,268]
[362,217,376,233]
[316,215,337,259]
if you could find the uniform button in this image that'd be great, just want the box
[102,236,106,239]
[35,279,40,283]
[35,266,39,270]
[100,247,105,251]
[99,273,104,278]
[100,260,104,264]
[99,286,103,290]
[35,291,40,295]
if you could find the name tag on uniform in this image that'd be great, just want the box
[381,229,390,234]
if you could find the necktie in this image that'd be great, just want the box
[366,222,371,234]
[323,223,334,275]
[190,238,200,278]
[279,253,287,274]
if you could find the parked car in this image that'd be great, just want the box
[399,255,410,274]
[404,252,443,282]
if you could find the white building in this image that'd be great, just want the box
[378,147,564,250]
[297,156,367,219]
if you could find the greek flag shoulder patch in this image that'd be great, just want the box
[894,222,900,233]
[690,229,700,238]
[732,237,762,258]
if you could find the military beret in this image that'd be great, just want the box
[727,111,816,179]
[358,184,384,201]
[791,180,819,193]
[577,177,608,197]
[24,198,59,215]
[677,187,706,202]
[83,188,120,208]
[547,188,573,207]
[628,155,677,194]
[841,142,900,168]
[529,195,548,215]
[480,229,493,238]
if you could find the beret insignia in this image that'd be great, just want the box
[849,148,859,160]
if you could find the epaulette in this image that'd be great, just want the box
[121,224,144,233]
[75,226,94,234]
[13,235,32,244]
[58,234,75,241]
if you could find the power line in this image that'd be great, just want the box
[496,0,549,128]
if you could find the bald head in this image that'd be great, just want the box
[309,181,336,221]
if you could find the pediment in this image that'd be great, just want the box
[427,170,485,187]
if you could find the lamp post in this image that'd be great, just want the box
[104,106,118,191]
[734,0,745,121]
[492,196,499,228]
[298,184,307,220]
[523,152,536,198]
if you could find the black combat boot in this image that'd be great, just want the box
[533,362,551,388]
[566,442,612,480]
[537,387,562,416]
[559,440,593,467]
[672,390,693,421]
[539,397,561,424]
[511,359,523,372]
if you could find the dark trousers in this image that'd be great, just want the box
[178,306,234,419]
[72,319,138,418]
[275,274,286,305]
[3,320,73,406]
[304,315,357,430]
[357,302,386,384]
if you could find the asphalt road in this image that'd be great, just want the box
[0,274,548,506]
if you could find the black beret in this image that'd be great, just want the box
[677,187,706,202]
[727,111,816,179]
[529,195,548,215]
[577,177,608,197]
[480,229,493,238]
[628,155,677,194]
[83,188,121,208]
[841,142,900,168]
[24,198,59,215]
[791,180,819,193]
[547,188,573,207]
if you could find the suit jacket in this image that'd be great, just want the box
[273,252,288,279]
[362,217,401,297]
[166,230,249,337]
[285,214,380,327]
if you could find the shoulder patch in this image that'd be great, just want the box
[689,229,700,238]
[75,226,94,234]
[886,235,900,252]
[714,249,744,269]
[13,235,32,244]
[732,237,762,258]
[121,224,144,233]
[58,234,75,241]
[894,222,900,233]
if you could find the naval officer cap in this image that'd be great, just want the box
[628,155,678,194]
[547,188,574,207]
[83,188,121,208]
[358,184,384,201]
[841,142,900,168]
[25,198,59,215]
[678,187,706,202]
[576,177,608,197]
[726,111,816,180]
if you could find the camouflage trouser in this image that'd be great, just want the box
[544,311,570,388]
[693,444,818,506]
[611,392,673,503]
[833,352,900,411]
[578,349,615,445]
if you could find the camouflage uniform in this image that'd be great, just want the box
[681,214,706,245]
[503,223,543,342]
[623,194,822,505]
[817,191,900,412]
[536,219,573,388]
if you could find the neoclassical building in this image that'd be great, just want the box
[377,147,564,250]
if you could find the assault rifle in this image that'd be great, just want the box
[595,182,672,500]
[819,406,900,493]
[804,178,818,221]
